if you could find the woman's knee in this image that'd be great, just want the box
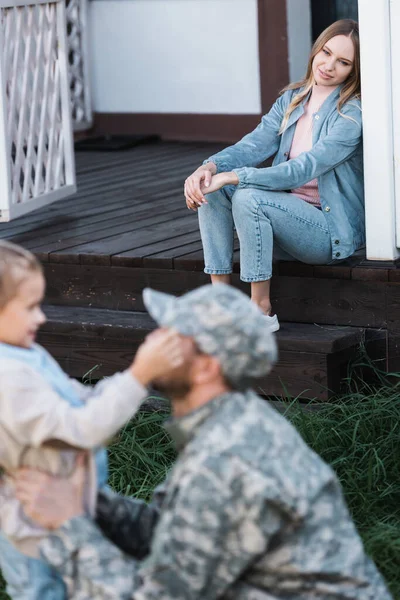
[199,189,230,219]
[198,186,234,229]
[231,188,260,217]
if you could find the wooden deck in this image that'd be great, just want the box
[0,141,397,399]
[0,141,224,266]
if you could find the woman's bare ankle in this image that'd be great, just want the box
[251,298,272,315]
[250,280,272,315]
[211,274,231,285]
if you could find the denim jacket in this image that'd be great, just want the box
[206,86,364,261]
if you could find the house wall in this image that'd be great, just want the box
[89,0,312,141]
[89,0,261,115]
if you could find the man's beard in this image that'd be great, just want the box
[152,378,192,398]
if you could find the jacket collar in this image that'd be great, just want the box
[285,83,343,130]
[164,392,231,452]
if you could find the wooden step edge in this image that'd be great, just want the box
[40,305,380,356]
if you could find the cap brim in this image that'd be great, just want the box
[142,288,179,328]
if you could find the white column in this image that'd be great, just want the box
[358,0,400,260]
[390,0,400,249]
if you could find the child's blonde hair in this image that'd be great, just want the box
[0,241,43,309]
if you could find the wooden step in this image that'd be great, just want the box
[37,305,385,401]
[42,261,389,329]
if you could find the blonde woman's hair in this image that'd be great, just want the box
[279,19,360,133]
[0,240,43,309]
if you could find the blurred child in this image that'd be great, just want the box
[0,240,183,599]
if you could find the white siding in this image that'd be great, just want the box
[89,0,261,114]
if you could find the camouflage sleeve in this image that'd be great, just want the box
[40,461,285,599]
[132,461,286,599]
[39,515,140,599]
[95,486,164,559]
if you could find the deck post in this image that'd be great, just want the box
[358,0,400,261]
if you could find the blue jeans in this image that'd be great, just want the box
[0,533,66,600]
[198,186,333,282]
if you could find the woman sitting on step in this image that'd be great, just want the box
[184,19,363,332]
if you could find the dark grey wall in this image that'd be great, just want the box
[311,0,358,39]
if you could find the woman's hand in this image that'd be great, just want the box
[199,172,239,196]
[184,163,217,210]
[15,454,87,530]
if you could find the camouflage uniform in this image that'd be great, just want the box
[39,285,392,599]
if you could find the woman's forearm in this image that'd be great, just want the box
[232,109,362,192]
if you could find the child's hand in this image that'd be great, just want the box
[130,329,184,386]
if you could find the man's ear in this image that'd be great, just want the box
[192,354,223,385]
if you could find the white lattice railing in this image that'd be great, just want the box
[0,0,76,222]
[66,0,92,131]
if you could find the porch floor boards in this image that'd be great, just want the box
[0,141,397,397]
[0,139,390,277]
[0,142,223,266]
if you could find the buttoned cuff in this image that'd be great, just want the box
[232,167,249,188]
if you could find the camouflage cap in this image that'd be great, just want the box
[142,284,278,388]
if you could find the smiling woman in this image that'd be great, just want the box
[183,19,363,332]
[279,20,360,133]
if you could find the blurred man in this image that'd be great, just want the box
[16,285,391,599]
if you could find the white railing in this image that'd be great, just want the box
[0,0,76,222]
[66,0,92,131]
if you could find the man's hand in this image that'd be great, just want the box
[15,454,86,530]
[184,163,217,211]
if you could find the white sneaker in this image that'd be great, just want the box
[264,313,280,332]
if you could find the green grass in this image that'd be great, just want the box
[0,575,7,600]
[108,379,400,598]
[1,380,399,599]
[107,409,177,501]
[286,387,400,597]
